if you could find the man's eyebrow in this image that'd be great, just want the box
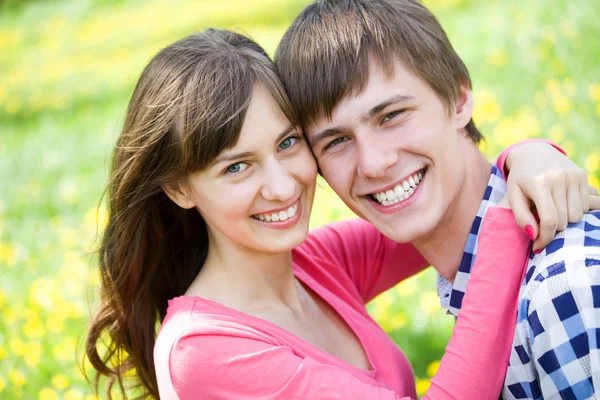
[364,94,415,121]
[309,126,348,148]
[212,124,295,166]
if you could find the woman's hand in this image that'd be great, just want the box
[505,142,600,252]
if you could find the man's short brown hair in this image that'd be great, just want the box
[275,0,483,143]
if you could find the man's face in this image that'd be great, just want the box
[305,58,474,243]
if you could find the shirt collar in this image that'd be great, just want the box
[441,165,507,316]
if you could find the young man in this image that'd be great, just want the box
[275,0,600,398]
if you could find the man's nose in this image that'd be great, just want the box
[356,135,398,179]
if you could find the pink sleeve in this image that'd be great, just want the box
[301,218,428,303]
[422,208,531,400]
[170,332,404,400]
[495,139,566,180]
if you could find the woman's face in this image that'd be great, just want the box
[171,83,317,255]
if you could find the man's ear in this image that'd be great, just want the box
[453,84,474,130]
[162,180,195,209]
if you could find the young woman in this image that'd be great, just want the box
[86,30,596,399]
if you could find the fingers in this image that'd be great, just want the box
[530,183,559,252]
[591,195,600,211]
[589,184,600,196]
[580,183,590,215]
[507,186,538,240]
[565,180,583,224]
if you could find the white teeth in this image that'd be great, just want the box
[394,186,404,198]
[254,203,299,222]
[371,169,425,206]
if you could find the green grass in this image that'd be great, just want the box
[1,0,599,398]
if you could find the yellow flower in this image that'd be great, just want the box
[585,153,600,172]
[552,94,571,114]
[487,48,509,67]
[395,278,417,296]
[65,388,84,400]
[39,388,59,400]
[10,337,26,356]
[84,205,109,233]
[473,89,502,125]
[589,83,600,102]
[416,378,432,396]
[426,360,441,377]
[390,312,408,330]
[0,242,17,267]
[546,79,560,94]
[420,291,441,314]
[0,345,5,359]
[53,336,78,362]
[52,374,69,390]
[589,174,600,190]
[9,369,26,387]
[549,126,565,143]
[24,341,43,367]
[0,289,5,308]
[561,141,577,157]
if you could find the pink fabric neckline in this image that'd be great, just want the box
[167,264,378,378]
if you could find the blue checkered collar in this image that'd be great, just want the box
[437,165,507,316]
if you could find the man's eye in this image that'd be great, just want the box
[279,136,299,151]
[323,136,349,151]
[226,162,248,174]
[382,110,403,124]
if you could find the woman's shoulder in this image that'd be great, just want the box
[155,296,276,347]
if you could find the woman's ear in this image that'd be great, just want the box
[162,180,195,209]
[453,84,474,130]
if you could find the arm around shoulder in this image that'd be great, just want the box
[424,207,532,399]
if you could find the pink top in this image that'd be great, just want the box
[154,208,531,400]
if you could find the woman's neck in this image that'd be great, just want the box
[184,239,306,314]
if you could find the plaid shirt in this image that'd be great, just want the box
[438,166,600,399]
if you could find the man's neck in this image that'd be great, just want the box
[413,144,492,283]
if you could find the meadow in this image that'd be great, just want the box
[1,0,599,398]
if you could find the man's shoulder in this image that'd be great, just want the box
[521,211,600,292]
[536,210,600,267]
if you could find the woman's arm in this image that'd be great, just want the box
[300,218,429,303]
[423,205,529,400]
[496,139,600,251]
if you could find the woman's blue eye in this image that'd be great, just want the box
[226,162,248,174]
[279,137,298,151]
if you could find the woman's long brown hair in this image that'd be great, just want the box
[85,29,298,399]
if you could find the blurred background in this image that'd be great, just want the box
[1,0,599,398]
